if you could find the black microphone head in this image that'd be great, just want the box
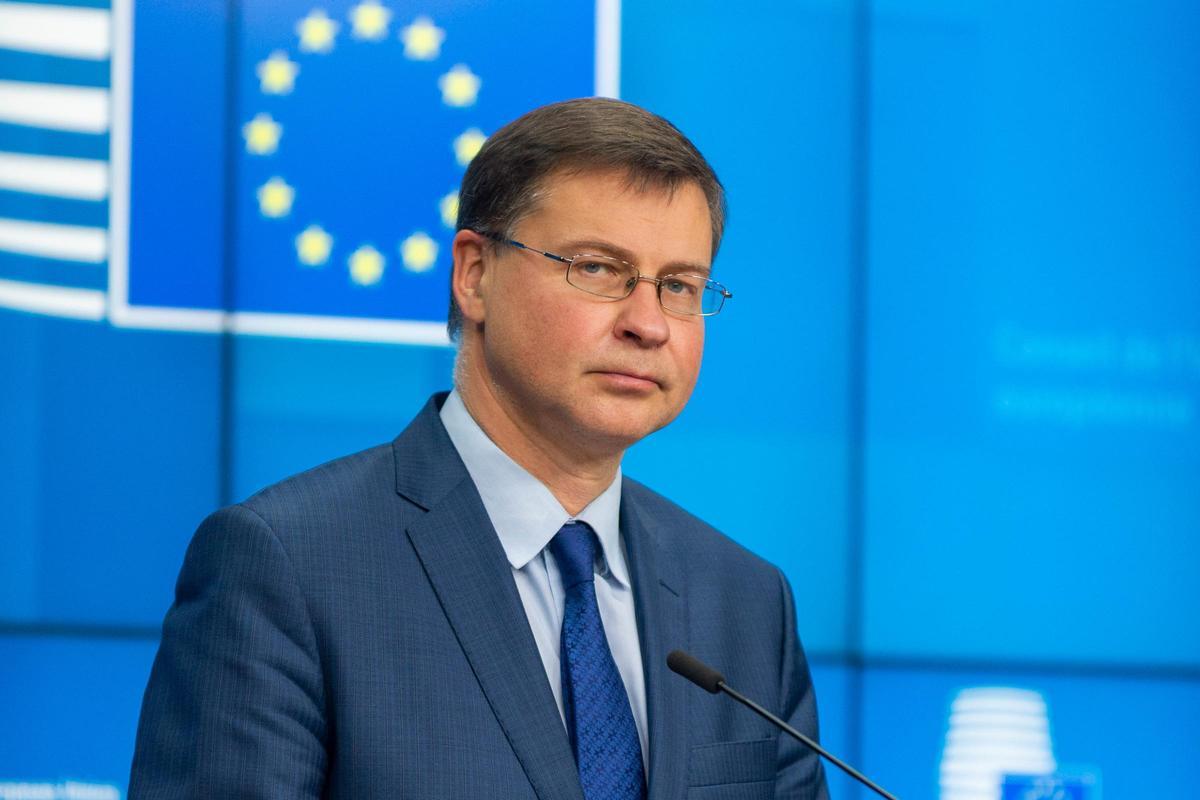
[667,650,725,694]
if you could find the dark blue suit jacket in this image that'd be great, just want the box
[130,394,828,799]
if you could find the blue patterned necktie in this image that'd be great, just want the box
[550,521,647,800]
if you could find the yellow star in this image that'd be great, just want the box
[297,9,339,53]
[242,113,282,155]
[295,225,333,266]
[439,191,459,228]
[256,50,299,95]
[350,1,391,40]
[400,15,445,60]
[438,64,481,107]
[349,245,385,285]
[257,177,295,218]
[401,232,438,273]
[453,128,487,167]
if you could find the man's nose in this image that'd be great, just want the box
[614,278,670,346]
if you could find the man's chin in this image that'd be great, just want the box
[568,402,678,451]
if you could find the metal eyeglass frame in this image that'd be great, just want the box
[478,230,732,317]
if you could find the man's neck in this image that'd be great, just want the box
[455,373,622,518]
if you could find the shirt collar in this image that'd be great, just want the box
[439,389,628,586]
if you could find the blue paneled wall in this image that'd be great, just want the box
[2,1,1197,796]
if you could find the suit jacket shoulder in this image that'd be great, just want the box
[232,393,463,553]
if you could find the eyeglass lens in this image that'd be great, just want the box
[566,256,725,316]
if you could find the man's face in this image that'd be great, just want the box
[472,168,713,455]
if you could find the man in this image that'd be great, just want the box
[130,98,829,799]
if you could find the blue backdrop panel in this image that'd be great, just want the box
[622,0,857,657]
[230,337,454,500]
[0,312,221,626]
[859,664,1200,800]
[0,633,158,796]
[862,0,1200,665]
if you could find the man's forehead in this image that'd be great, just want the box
[518,168,712,251]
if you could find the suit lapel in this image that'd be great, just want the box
[395,398,583,800]
[622,485,690,800]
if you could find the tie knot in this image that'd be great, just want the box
[550,521,600,588]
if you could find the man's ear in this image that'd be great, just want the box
[451,229,490,325]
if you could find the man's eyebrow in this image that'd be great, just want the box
[558,238,712,277]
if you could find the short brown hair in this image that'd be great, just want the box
[447,97,726,340]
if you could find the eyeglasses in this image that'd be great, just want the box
[480,232,732,317]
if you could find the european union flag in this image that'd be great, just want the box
[0,0,611,343]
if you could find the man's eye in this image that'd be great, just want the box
[663,278,696,295]
[577,260,612,275]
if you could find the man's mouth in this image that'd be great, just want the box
[592,369,663,389]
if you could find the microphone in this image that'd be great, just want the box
[667,650,898,800]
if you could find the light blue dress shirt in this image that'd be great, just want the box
[439,390,649,769]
